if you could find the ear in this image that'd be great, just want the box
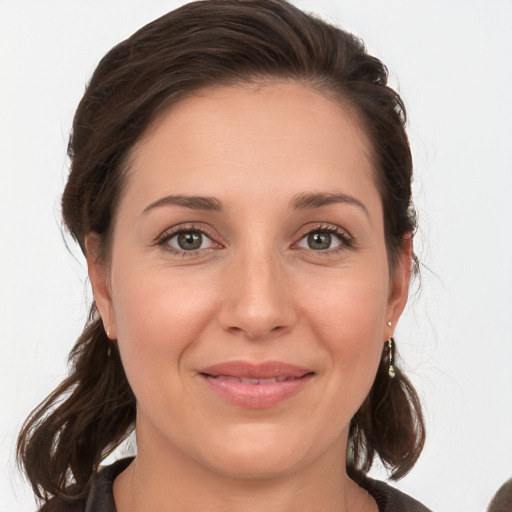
[385,233,413,334]
[85,233,117,339]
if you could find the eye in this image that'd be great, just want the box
[304,232,340,251]
[157,226,220,254]
[298,231,342,251]
[295,225,351,252]
[174,231,205,250]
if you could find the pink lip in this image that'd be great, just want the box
[198,361,314,408]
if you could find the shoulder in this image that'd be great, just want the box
[39,458,132,512]
[360,476,433,512]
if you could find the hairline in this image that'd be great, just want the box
[96,76,392,267]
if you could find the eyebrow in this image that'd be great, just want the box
[142,195,223,214]
[142,192,369,217]
[290,192,369,217]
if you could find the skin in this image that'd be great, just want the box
[87,82,412,512]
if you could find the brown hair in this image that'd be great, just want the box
[17,0,425,503]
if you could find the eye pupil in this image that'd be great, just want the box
[177,231,202,250]
[307,232,331,250]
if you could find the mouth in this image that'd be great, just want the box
[204,375,301,384]
[198,361,315,408]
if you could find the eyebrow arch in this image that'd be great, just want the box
[290,192,369,217]
[142,195,223,214]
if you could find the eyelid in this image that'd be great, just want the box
[153,221,352,256]
[154,223,225,254]
[292,222,353,251]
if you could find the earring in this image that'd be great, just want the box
[387,321,392,328]
[106,327,113,357]
[387,337,396,378]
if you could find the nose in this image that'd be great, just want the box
[218,248,298,341]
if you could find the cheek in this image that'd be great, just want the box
[304,267,389,341]
[301,266,389,385]
[110,266,216,391]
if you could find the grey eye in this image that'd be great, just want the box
[307,232,332,250]
[176,231,203,250]
[161,227,218,254]
[296,229,343,251]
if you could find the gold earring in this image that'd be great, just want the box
[106,327,113,357]
[387,337,396,378]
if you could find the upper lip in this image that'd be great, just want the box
[199,360,313,379]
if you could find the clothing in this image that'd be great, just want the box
[41,457,432,512]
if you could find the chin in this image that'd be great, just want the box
[194,422,330,479]
[205,448,302,479]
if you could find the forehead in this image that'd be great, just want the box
[124,81,377,210]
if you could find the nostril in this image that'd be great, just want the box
[224,323,288,341]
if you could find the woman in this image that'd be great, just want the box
[17,1,430,510]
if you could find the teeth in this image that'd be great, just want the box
[221,376,242,382]
[211,375,293,384]
[241,378,261,384]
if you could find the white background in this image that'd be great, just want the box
[1,1,511,511]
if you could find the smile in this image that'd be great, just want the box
[206,375,298,384]
[198,361,314,408]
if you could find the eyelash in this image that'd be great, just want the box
[294,223,353,254]
[155,224,222,256]
[154,222,353,257]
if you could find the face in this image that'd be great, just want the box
[88,82,410,479]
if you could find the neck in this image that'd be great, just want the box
[113,432,376,512]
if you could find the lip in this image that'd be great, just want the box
[198,360,314,408]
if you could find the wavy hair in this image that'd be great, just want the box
[18,0,425,505]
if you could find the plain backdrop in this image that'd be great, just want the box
[1,1,511,511]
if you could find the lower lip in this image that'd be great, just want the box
[200,374,313,408]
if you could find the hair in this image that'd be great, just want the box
[18,0,425,505]
[487,478,512,512]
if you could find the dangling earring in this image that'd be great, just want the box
[387,337,396,378]
[106,327,112,357]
